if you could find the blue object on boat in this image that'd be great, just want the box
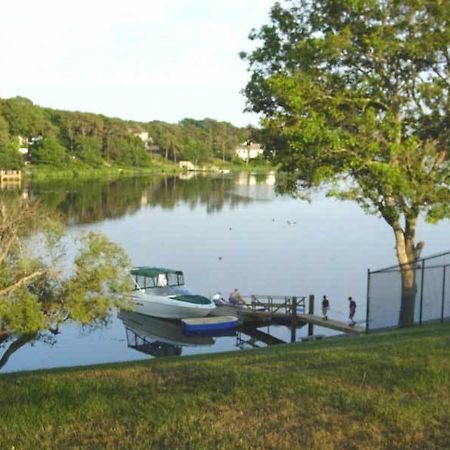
[182,315,239,333]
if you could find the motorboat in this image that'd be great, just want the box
[128,266,216,319]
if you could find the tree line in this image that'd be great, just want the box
[0,96,254,169]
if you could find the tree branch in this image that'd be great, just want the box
[432,150,447,171]
[0,233,18,265]
[0,269,54,297]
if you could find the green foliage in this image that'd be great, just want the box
[0,96,56,137]
[0,196,131,337]
[107,135,150,167]
[147,120,182,161]
[0,323,448,449]
[30,137,68,167]
[73,135,103,166]
[0,115,9,149]
[242,0,450,253]
[179,138,210,164]
[148,118,249,163]
[0,116,23,169]
[62,233,131,325]
[0,144,24,170]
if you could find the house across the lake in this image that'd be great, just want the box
[17,135,43,155]
[234,143,264,161]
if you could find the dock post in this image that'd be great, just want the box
[290,297,297,342]
[366,269,371,334]
[308,294,314,336]
[419,260,425,325]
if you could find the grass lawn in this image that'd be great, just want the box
[0,323,449,449]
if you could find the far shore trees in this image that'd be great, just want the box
[0,97,251,170]
[242,0,450,326]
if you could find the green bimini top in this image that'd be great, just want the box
[131,267,182,277]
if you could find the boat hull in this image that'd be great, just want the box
[182,316,239,333]
[129,292,215,319]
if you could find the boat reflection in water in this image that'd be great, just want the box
[118,309,303,359]
[118,310,216,358]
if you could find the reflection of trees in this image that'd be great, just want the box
[153,176,252,213]
[28,177,160,224]
[27,175,255,224]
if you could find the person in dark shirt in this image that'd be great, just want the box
[322,295,330,320]
[348,297,357,326]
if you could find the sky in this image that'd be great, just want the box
[0,0,276,127]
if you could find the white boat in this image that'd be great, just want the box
[128,266,216,319]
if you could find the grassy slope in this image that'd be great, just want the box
[0,323,449,449]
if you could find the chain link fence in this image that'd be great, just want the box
[366,251,450,331]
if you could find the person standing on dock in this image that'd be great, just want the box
[348,297,357,326]
[322,295,330,320]
[229,288,245,306]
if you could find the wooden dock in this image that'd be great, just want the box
[297,314,363,334]
[213,294,364,335]
[0,170,21,181]
[0,170,21,188]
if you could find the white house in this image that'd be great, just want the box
[17,136,29,155]
[133,131,153,149]
[234,143,264,161]
[178,161,196,171]
[17,135,43,155]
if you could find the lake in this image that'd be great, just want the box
[1,172,448,373]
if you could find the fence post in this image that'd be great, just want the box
[441,265,447,323]
[308,294,314,337]
[419,260,425,325]
[366,269,371,334]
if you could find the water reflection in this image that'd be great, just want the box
[23,173,276,225]
[118,310,303,360]
[118,310,215,358]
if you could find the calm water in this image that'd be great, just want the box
[1,173,449,373]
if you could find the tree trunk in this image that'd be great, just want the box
[171,145,177,164]
[399,264,417,327]
[0,334,35,370]
[394,218,423,327]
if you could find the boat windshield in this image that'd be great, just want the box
[132,272,185,290]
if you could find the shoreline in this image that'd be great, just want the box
[25,161,275,181]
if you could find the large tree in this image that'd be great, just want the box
[242,0,450,326]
